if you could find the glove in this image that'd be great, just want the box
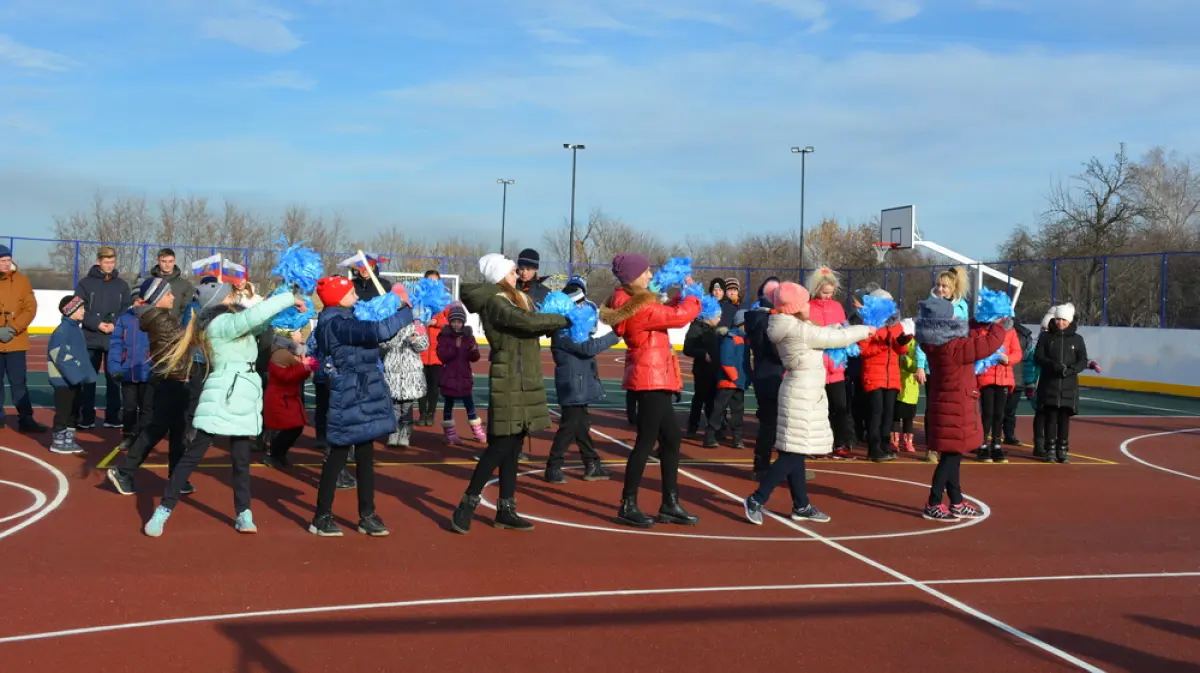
[1087,360,1101,373]
[899,318,915,336]
[0,327,13,343]
[1024,386,1035,400]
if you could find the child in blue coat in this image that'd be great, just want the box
[48,296,98,454]
[109,284,155,451]
[705,309,748,448]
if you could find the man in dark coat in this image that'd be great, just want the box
[515,248,550,306]
[74,246,132,428]
[349,253,392,301]
[147,248,194,322]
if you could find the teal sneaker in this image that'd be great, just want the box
[144,505,172,537]
[234,510,257,534]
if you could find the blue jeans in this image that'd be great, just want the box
[752,452,809,510]
[0,351,34,420]
[442,395,477,421]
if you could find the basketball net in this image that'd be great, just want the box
[872,242,896,265]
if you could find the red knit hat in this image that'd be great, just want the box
[316,276,354,307]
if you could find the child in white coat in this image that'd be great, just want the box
[743,282,874,524]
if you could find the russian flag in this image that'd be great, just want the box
[339,252,370,272]
[191,253,222,277]
[366,253,388,265]
[222,260,247,280]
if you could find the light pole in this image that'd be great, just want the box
[563,143,585,278]
[790,145,814,282]
[497,178,514,253]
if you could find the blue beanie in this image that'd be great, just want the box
[0,244,10,259]
[139,277,171,305]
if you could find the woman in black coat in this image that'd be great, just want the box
[1034,302,1088,464]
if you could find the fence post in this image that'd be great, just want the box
[73,241,80,287]
[1005,262,1013,294]
[1160,253,1168,328]
[141,245,149,277]
[1101,256,1109,326]
[898,270,904,307]
[1050,258,1058,306]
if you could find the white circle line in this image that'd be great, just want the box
[1118,427,1200,482]
[0,446,70,541]
[477,463,990,542]
[0,480,49,525]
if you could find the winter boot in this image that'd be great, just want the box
[442,420,460,445]
[469,417,486,443]
[924,449,939,463]
[544,466,567,484]
[386,431,403,447]
[451,494,481,534]
[1033,436,1047,459]
[890,432,901,452]
[975,445,992,463]
[656,490,700,526]
[731,433,746,449]
[702,429,719,448]
[1057,440,1070,464]
[615,497,655,528]
[49,429,74,454]
[1044,439,1058,463]
[582,461,611,481]
[902,433,916,453]
[118,436,134,452]
[493,497,534,531]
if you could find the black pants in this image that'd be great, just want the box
[0,351,34,421]
[163,430,253,513]
[894,401,916,434]
[979,385,1008,443]
[626,391,638,425]
[548,405,600,470]
[121,381,154,440]
[52,385,80,431]
[269,426,304,459]
[117,377,189,478]
[466,432,525,500]
[847,360,867,442]
[687,375,715,432]
[313,381,329,439]
[1002,389,1022,441]
[752,452,809,510]
[826,381,855,449]
[928,453,963,506]
[709,388,744,438]
[865,388,898,457]
[754,392,779,472]
[185,362,207,429]
[315,441,376,517]
[1041,406,1072,447]
[1032,407,1047,449]
[81,348,121,425]
[623,390,681,500]
[420,365,442,420]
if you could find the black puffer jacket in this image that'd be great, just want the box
[744,294,783,399]
[516,277,550,307]
[1034,321,1087,413]
[352,273,392,302]
[74,265,132,350]
[1012,322,1032,387]
[682,320,720,383]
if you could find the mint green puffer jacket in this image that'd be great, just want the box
[192,292,295,438]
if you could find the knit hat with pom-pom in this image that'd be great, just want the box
[767,281,810,316]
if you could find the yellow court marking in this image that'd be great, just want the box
[95,447,122,470]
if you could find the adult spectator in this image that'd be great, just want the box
[515,248,550,306]
[349,253,392,301]
[147,248,194,322]
[0,245,45,432]
[74,246,131,428]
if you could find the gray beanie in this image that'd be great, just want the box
[196,278,232,311]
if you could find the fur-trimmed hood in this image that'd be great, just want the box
[600,286,660,327]
[915,316,968,346]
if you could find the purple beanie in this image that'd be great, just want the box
[612,253,650,286]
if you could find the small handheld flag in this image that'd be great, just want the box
[222,260,247,281]
[191,253,222,278]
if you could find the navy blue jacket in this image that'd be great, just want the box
[717,327,748,390]
[743,302,782,398]
[107,308,152,383]
[48,317,98,388]
[551,330,620,407]
[315,304,413,446]
[74,265,132,350]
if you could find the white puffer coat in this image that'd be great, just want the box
[769,314,872,455]
[381,322,429,402]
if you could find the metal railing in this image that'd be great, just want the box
[4,235,1197,329]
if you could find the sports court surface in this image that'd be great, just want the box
[1,339,1198,672]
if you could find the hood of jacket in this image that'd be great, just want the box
[87,265,120,281]
[915,316,968,346]
[599,286,658,328]
[150,264,181,281]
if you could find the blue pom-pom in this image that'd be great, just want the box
[538,290,576,317]
[353,292,401,321]
[648,257,693,293]
[405,276,453,323]
[858,295,898,329]
[270,236,324,295]
[825,341,862,370]
[679,282,704,300]
[565,301,598,343]
[974,287,1014,323]
[699,295,722,321]
[974,346,1006,375]
[269,285,314,331]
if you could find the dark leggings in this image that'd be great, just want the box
[928,452,963,507]
[421,365,442,419]
[466,432,526,499]
[893,401,916,435]
[752,452,809,510]
[866,388,898,457]
[315,441,376,517]
[1041,406,1072,446]
[826,381,855,448]
[269,426,304,459]
[163,430,253,513]
[623,390,681,500]
[979,385,1008,443]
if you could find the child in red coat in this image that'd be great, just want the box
[856,290,914,462]
[262,329,313,468]
[975,318,1023,463]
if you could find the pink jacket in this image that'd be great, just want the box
[808,298,848,384]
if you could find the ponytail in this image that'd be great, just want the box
[156,315,210,379]
[937,265,969,303]
[497,279,532,311]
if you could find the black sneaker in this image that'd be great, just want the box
[990,444,1008,463]
[336,469,357,490]
[118,437,134,452]
[357,513,389,537]
[581,462,610,481]
[106,468,135,495]
[975,446,992,463]
[309,513,343,537]
[544,467,567,484]
[262,453,290,469]
[181,481,196,495]
[1003,436,1021,446]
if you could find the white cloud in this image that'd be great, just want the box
[855,0,921,22]
[247,69,316,90]
[0,35,75,71]
[199,6,303,53]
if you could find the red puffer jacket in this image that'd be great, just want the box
[264,350,312,431]
[601,287,701,392]
[808,298,848,384]
[858,323,910,392]
[421,307,449,366]
[921,322,1007,455]
[975,324,1022,391]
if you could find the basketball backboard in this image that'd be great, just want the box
[880,205,915,250]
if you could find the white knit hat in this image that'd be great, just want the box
[869,288,893,301]
[1053,302,1076,324]
[478,253,515,285]
[1040,307,1055,330]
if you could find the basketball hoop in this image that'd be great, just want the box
[872,242,897,264]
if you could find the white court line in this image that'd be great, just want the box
[0,571,1196,645]
[0,481,48,524]
[1080,396,1197,416]
[1118,428,1200,482]
[572,413,1107,673]
[0,446,69,541]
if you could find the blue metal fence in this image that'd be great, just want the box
[3,235,1197,329]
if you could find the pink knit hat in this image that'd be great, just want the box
[767,281,810,316]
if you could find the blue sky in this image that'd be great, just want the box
[2,0,1199,264]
